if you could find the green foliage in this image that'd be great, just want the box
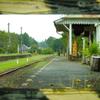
[0,31,21,53]
[0,30,38,54]
[46,36,56,49]
[29,37,37,46]
[8,32,19,53]
[21,32,38,53]
[0,55,51,73]
[89,42,100,56]
[29,44,38,53]
[77,36,83,55]
[83,48,90,57]
[0,48,5,53]
[61,32,67,48]
[0,31,9,53]
[53,39,64,52]
[38,41,48,48]
[85,37,89,48]
[83,42,100,57]
[21,32,30,47]
[39,36,65,53]
[61,32,70,54]
[39,48,54,54]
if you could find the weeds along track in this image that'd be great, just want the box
[0,56,54,77]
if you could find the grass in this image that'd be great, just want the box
[0,53,31,57]
[0,59,50,87]
[0,54,51,74]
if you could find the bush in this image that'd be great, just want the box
[0,48,5,53]
[89,42,100,56]
[83,42,100,57]
[83,48,90,57]
[38,48,54,54]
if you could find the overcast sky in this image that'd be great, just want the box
[0,15,64,42]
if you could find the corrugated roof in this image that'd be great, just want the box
[54,16,100,32]
[64,15,100,19]
[55,18,100,25]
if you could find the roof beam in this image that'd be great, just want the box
[63,24,70,31]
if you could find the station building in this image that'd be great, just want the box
[54,15,100,60]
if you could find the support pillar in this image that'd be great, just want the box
[63,24,72,60]
[96,24,100,44]
[66,32,69,60]
[82,37,85,63]
[69,24,72,55]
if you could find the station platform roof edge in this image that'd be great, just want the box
[54,15,100,32]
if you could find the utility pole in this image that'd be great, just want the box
[8,23,10,33]
[17,27,23,54]
[8,23,11,53]
[20,27,23,53]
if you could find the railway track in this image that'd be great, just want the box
[0,56,53,77]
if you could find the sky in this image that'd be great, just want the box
[0,15,64,42]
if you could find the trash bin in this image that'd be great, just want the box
[91,56,100,72]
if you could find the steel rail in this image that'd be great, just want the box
[0,56,53,77]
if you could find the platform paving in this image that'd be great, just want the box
[30,56,100,89]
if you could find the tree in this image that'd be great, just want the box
[38,40,48,48]
[53,39,64,52]
[0,30,38,54]
[39,48,54,54]
[46,36,56,48]
[39,36,66,54]
[29,37,37,46]
[29,37,38,53]
[8,32,19,53]
[21,32,30,47]
[0,31,8,53]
